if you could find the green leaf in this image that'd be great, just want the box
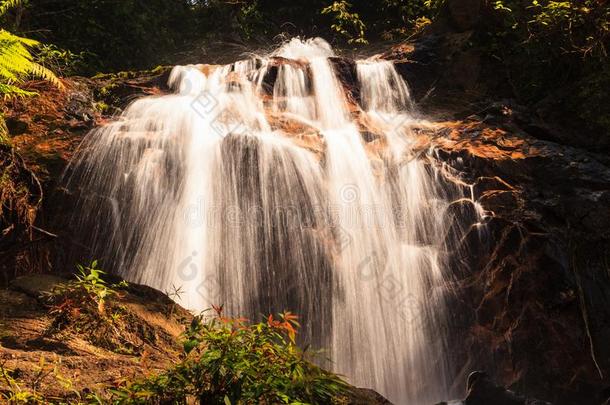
[183,339,199,354]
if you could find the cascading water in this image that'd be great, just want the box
[65,38,485,404]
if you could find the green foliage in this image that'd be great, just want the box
[0,0,22,17]
[34,44,88,77]
[322,1,368,44]
[236,0,267,40]
[347,0,443,41]
[1,357,86,404]
[0,0,62,99]
[484,0,609,132]
[41,261,139,354]
[569,66,610,132]
[17,0,198,73]
[44,260,127,316]
[0,29,62,98]
[0,364,44,403]
[110,309,348,404]
[3,0,448,72]
[0,0,62,145]
[491,0,609,59]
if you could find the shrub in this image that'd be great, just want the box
[322,1,368,44]
[34,44,88,77]
[110,308,349,404]
[483,0,610,133]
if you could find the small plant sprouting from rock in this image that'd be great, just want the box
[43,261,127,317]
[110,306,349,404]
[164,283,185,318]
[41,261,147,354]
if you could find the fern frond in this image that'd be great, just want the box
[0,82,37,97]
[0,28,63,96]
[27,62,63,89]
[0,112,7,143]
[0,0,23,17]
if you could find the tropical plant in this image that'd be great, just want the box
[0,0,23,17]
[0,0,62,143]
[0,4,62,97]
[110,308,349,404]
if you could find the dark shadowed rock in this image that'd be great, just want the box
[420,119,610,404]
[346,387,393,404]
[463,371,552,405]
[5,117,29,135]
[448,0,482,31]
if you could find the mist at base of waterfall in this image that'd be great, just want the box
[65,37,486,404]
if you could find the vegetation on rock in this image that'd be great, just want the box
[1,0,606,135]
[0,0,62,104]
[1,272,350,404]
[40,261,145,354]
[109,308,348,405]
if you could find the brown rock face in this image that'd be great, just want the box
[425,118,610,404]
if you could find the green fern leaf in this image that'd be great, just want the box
[0,0,23,18]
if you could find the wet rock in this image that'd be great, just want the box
[447,49,481,93]
[346,388,393,404]
[473,176,514,196]
[479,189,520,211]
[462,371,553,405]
[446,46,481,92]
[63,81,97,125]
[92,67,172,110]
[329,56,360,102]
[445,199,481,241]
[601,387,610,405]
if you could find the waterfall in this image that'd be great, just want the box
[66,38,484,404]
